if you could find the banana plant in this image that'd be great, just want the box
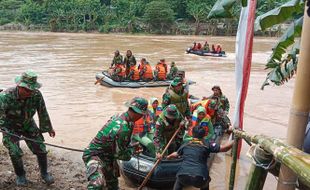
[207,0,305,89]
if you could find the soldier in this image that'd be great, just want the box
[154,104,186,159]
[162,77,191,120]
[123,50,136,76]
[110,50,123,68]
[167,61,179,80]
[82,97,148,190]
[207,85,230,114]
[0,70,55,186]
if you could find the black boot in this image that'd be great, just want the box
[37,154,54,185]
[10,156,28,186]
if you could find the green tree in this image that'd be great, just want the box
[0,0,24,25]
[143,1,175,34]
[18,0,46,25]
[186,0,212,35]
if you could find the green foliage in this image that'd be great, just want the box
[255,0,304,31]
[18,0,46,25]
[143,1,175,34]
[0,0,24,25]
[261,42,299,89]
[208,0,305,89]
[207,0,237,19]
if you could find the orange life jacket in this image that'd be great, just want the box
[132,114,151,135]
[191,99,215,118]
[130,66,140,81]
[156,63,167,80]
[141,64,153,79]
[216,45,222,53]
[115,64,126,77]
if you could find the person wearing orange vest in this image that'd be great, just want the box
[197,43,202,50]
[127,65,140,81]
[215,44,222,54]
[211,44,216,53]
[154,59,167,81]
[131,107,156,157]
[191,42,198,51]
[190,99,217,121]
[184,106,214,143]
[139,58,153,81]
[111,64,126,82]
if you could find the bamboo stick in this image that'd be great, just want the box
[245,163,268,190]
[138,124,183,190]
[277,4,310,189]
[229,136,239,190]
[233,129,310,188]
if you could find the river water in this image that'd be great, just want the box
[0,31,294,189]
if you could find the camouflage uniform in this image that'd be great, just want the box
[208,94,230,113]
[0,70,54,185]
[83,113,133,190]
[162,77,191,119]
[111,54,123,67]
[124,55,136,76]
[167,63,178,80]
[0,87,52,157]
[83,97,148,190]
[154,105,185,155]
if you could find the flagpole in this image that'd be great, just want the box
[277,4,310,190]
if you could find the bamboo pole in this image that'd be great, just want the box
[245,163,268,190]
[138,124,183,190]
[229,136,239,190]
[277,4,310,190]
[233,129,310,187]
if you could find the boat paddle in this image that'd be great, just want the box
[137,121,185,190]
[94,77,104,85]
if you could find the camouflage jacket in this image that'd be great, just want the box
[124,55,136,67]
[83,112,134,162]
[154,113,185,153]
[112,55,123,66]
[0,87,53,133]
[162,88,190,118]
[167,66,178,79]
[208,94,230,113]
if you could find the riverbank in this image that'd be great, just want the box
[0,22,282,37]
[0,146,86,190]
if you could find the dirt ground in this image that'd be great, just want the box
[0,145,87,190]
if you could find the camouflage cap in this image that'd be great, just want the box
[15,70,42,91]
[125,97,148,115]
[171,77,183,86]
[171,61,175,66]
[163,104,180,119]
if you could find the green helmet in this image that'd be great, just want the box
[15,70,42,91]
[125,97,148,114]
[163,104,180,119]
[171,77,183,86]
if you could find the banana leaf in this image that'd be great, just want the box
[207,0,237,19]
[255,0,304,31]
[261,42,300,89]
[267,16,303,64]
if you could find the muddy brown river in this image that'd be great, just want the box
[0,31,295,189]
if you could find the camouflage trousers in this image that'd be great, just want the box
[2,128,47,158]
[84,156,120,190]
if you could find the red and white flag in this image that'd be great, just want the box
[233,0,257,157]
